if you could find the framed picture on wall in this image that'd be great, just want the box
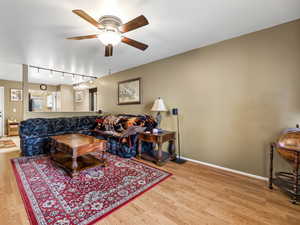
[118,78,141,105]
[10,89,23,101]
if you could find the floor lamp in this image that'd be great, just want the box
[172,108,187,164]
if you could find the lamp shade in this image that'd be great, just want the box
[151,97,167,112]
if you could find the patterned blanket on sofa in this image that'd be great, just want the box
[94,114,157,158]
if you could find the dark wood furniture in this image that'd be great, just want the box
[7,120,19,136]
[50,134,107,177]
[137,131,176,166]
[269,129,300,204]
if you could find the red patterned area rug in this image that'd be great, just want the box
[11,154,171,225]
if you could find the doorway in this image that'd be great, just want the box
[89,88,97,112]
[0,87,4,137]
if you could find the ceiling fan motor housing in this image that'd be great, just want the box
[98,15,122,32]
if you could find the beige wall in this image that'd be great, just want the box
[97,19,300,177]
[74,89,90,112]
[0,79,23,134]
[28,83,58,92]
[57,85,74,112]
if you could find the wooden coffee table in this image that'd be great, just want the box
[50,134,107,177]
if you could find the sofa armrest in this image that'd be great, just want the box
[92,126,146,138]
[120,126,146,138]
[91,130,124,139]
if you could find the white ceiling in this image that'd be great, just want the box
[0,62,22,81]
[0,0,299,78]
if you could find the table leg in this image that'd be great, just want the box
[157,142,163,166]
[72,150,78,177]
[292,152,299,204]
[152,143,156,151]
[101,150,108,167]
[50,140,55,155]
[137,139,142,159]
[269,143,274,190]
[102,142,108,166]
[168,139,176,160]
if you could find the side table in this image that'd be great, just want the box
[137,131,176,166]
[7,120,19,136]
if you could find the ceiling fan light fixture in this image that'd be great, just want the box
[98,30,121,46]
[68,10,149,57]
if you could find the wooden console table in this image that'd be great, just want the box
[50,134,107,177]
[137,131,176,166]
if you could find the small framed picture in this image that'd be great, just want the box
[118,78,141,105]
[75,91,84,103]
[10,89,23,101]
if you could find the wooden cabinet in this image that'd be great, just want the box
[7,120,19,136]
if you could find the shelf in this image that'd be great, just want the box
[273,172,300,200]
[51,152,106,175]
[141,151,172,165]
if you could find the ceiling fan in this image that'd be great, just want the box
[67,10,149,57]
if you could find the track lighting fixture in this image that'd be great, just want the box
[30,65,98,85]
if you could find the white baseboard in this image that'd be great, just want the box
[180,156,268,181]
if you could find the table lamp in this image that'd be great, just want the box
[151,97,167,128]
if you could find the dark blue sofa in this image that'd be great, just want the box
[20,115,155,158]
[20,116,99,156]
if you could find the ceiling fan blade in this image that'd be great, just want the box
[105,44,113,57]
[72,9,102,28]
[120,15,149,33]
[121,37,148,51]
[66,34,98,40]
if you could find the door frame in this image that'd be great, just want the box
[0,87,4,137]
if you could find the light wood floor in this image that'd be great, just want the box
[0,150,299,225]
